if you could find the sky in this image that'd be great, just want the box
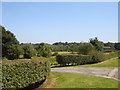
[2,2,118,44]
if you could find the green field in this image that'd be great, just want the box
[49,72,119,88]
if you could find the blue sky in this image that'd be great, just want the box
[2,2,118,44]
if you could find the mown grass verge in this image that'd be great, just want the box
[49,72,119,88]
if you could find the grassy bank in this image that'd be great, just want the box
[42,72,119,88]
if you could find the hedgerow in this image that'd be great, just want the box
[56,52,117,66]
[56,55,92,66]
[2,60,50,89]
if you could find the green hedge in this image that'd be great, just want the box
[56,52,117,66]
[56,55,92,66]
[2,60,50,89]
[92,52,118,62]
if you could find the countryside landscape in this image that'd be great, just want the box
[1,1,120,89]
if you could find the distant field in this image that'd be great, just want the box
[46,72,119,88]
[52,51,78,55]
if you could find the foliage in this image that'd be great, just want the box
[56,52,117,66]
[1,26,21,60]
[23,44,37,59]
[51,45,69,52]
[90,37,104,51]
[56,55,93,66]
[89,51,117,62]
[104,42,115,47]
[69,44,79,53]
[37,43,52,57]
[2,60,50,89]
[4,44,22,60]
[78,43,95,55]
[118,50,120,58]
[114,43,120,50]
[46,56,58,66]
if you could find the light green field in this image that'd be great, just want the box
[50,72,119,88]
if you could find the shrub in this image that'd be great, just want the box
[56,52,117,66]
[56,55,92,66]
[90,37,104,51]
[114,43,120,50]
[2,60,50,89]
[37,43,52,57]
[78,43,95,55]
[23,44,37,59]
[4,45,22,60]
[90,51,117,62]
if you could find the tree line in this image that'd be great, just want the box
[1,25,120,60]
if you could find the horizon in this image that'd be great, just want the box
[2,2,118,44]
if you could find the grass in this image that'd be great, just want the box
[50,72,119,88]
[52,51,78,55]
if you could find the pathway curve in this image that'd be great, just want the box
[51,67,119,81]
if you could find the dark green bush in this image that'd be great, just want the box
[2,60,50,89]
[23,44,37,59]
[78,43,95,55]
[4,45,22,60]
[56,52,117,66]
[91,52,117,62]
[37,43,52,57]
[56,55,92,66]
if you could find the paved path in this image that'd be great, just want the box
[51,67,119,81]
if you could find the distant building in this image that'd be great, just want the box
[103,46,115,50]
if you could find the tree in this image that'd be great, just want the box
[37,43,51,57]
[104,42,115,47]
[23,44,37,59]
[89,37,104,51]
[78,43,95,55]
[5,45,22,60]
[69,44,79,53]
[114,43,120,50]
[1,26,21,60]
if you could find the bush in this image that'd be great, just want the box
[56,55,92,66]
[4,45,22,60]
[56,52,117,66]
[37,43,52,57]
[2,60,50,89]
[90,51,117,62]
[78,43,95,55]
[23,44,37,59]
